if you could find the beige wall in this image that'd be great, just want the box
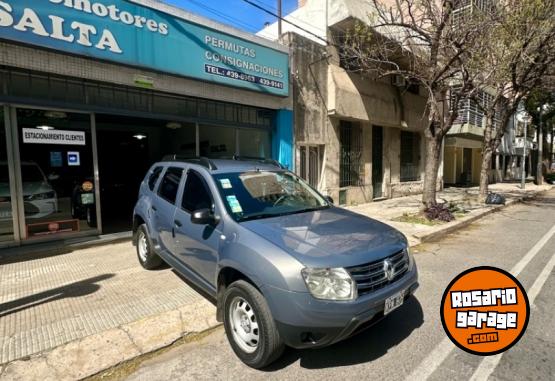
[327,65,429,130]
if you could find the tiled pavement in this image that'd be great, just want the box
[0,242,204,365]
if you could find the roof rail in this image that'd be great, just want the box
[232,156,286,169]
[162,155,218,170]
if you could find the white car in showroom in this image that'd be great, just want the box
[0,161,58,221]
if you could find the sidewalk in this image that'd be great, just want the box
[0,243,217,380]
[0,182,551,380]
[347,182,553,246]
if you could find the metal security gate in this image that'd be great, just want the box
[299,145,322,188]
[339,121,362,188]
[372,126,384,199]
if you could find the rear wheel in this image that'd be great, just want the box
[136,224,163,270]
[223,280,284,369]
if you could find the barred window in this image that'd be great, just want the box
[400,131,421,182]
[339,121,363,187]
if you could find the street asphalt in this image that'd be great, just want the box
[120,188,555,381]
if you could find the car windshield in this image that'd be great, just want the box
[213,171,330,222]
[0,165,8,183]
[21,164,45,183]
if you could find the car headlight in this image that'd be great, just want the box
[405,246,415,271]
[301,267,357,301]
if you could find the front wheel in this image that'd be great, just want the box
[223,280,284,369]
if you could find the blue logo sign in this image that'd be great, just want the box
[67,151,80,166]
[0,0,289,96]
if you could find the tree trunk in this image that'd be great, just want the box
[422,136,442,210]
[479,112,495,201]
[479,148,493,201]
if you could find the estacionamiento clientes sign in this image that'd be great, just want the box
[0,0,289,96]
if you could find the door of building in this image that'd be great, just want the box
[372,126,384,199]
[462,148,472,184]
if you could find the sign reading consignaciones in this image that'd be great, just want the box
[0,0,289,96]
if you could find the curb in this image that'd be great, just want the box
[0,299,220,381]
[413,189,549,244]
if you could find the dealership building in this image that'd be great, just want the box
[0,0,292,247]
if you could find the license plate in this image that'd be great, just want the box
[384,289,406,315]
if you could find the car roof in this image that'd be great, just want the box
[156,157,286,174]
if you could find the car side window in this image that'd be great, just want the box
[158,167,183,204]
[182,171,213,212]
[148,167,163,191]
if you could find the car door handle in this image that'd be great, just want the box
[174,220,183,227]
[151,206,157,212]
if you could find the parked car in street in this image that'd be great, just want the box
[132,156,418,368]
[0,161,58,221]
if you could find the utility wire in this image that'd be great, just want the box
[183,0,276,39]
[242,0,329,44]
[250,0,327,35]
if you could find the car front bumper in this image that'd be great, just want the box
[263,265,419,349]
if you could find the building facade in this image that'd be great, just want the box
[0,0,292,247]
[260,0,436,205]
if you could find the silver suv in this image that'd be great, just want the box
[132,156,418,368]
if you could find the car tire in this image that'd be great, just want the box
[223,280,284,369]
[136,224,163,270]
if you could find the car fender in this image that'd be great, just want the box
[216,228,307,293]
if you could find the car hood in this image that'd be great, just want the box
[241,207,407,268]
[0,181,54,198]
[22,182,53,196]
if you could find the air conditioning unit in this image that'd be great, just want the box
[392,75,406,87]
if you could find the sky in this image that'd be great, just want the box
[161,0,298,36]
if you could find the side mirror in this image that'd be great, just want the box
[48,174,60,181]
[191,208,218,225]
[325,196,334,205]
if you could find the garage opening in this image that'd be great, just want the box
[95,115,196,234]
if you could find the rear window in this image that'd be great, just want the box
[158,167,183,204]
[148,166,163,191]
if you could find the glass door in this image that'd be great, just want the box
[14,108,98,240]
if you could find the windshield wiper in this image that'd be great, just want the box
[239,205,330,222]
[239,213,283,222]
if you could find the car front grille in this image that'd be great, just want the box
[346,249,409,296]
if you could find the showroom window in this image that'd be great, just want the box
[16,108,97,239]
[400,131,421,182]
[238,129,270,158]
[199,125,237,158]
